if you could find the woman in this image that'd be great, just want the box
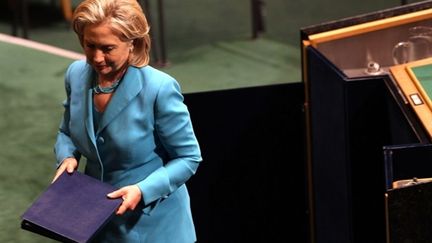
[52,0,202,242]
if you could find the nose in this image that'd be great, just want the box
[92,49,105,64]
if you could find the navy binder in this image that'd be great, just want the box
[21,171,123,243]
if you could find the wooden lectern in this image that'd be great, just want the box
[301,1,432,242]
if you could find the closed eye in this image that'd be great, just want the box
[102,46,115,53]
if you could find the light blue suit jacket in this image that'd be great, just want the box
[54,60,202,242]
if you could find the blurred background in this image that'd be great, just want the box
[0,0,419,91]
[0,0,424,242]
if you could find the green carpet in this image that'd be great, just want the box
[0,41,71,242]
[164,38,301,93]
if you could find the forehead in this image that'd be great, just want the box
[83,22,123,44]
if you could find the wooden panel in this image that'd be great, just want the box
[390,58,432,139]
[308,8,432,47]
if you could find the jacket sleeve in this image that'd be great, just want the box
[136,76,202,209]
[54,63,81,167]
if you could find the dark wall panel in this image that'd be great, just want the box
[184,83,307,243]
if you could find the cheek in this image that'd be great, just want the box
[112,52,131,65]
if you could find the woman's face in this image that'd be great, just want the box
[82,22,132,80]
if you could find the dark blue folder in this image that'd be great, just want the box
[21,171,123,243]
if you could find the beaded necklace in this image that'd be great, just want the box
[93,80,121,94]
[93,69,126,94]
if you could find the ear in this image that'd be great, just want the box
[129,40,134,52]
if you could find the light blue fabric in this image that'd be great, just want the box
[54,60,202,243]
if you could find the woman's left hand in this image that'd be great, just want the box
[107,185,142,215]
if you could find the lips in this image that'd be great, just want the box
[94,65,108,71]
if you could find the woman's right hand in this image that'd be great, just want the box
[52,157,78,183]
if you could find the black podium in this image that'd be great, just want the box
[301,1,432,242]
[384,144,432,243]
[385,181,432,243]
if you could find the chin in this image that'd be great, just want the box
[95,66,112,75]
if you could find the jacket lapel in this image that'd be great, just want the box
[85,88,97,145]
[81,66,97,147]
[97,66,143,134]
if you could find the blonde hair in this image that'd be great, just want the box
[72,0,151,67]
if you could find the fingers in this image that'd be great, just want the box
[107,189,128,215]
[52,158,78,183]
[66,162,75,173]
[116,202,129,215]
[52,168,66,183]
[107,185,142,215]
[107,188,123,199]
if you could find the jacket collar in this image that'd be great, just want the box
[97,66,143,133]
[84,65,144,138]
